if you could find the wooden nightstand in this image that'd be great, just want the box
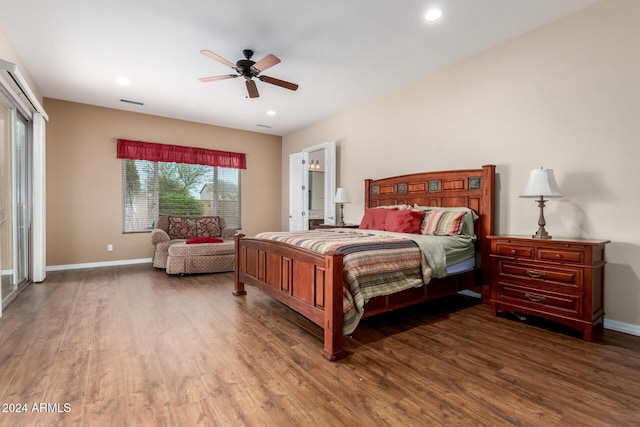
[309,219,324,230]
[318,223,360,229]
[488,235,610,341]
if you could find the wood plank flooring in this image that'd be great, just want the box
[0,264,639,426]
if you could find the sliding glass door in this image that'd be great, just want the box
[14,114,30,286]
[0,102,9,314]
[0,100,32,311]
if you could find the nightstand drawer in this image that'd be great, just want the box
[494,243,534,259]
[496,260,582,290]
[537,248,584,264]
[497,283,582,317]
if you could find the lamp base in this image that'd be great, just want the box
[336,203,345,226]
[532,229,552,239]
[531,196,552,239]
[531,233,551,239]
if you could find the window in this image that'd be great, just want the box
[122,159,241,232]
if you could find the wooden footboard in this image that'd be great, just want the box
[234,234,348,361]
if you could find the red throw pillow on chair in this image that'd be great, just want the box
[185,237,224,244]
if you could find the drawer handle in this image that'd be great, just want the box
[526,269,546,278]
[525,293,546,303]
[555,253,563,259]
[511,249,517,255]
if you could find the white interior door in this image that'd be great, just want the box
[288,151,309,231]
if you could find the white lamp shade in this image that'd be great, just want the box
[520,168,563,198]
[334,187,351,203]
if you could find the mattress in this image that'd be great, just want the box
[446,256,476,275]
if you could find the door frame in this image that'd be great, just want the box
[288,141,336,231]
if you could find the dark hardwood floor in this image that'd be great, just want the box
[0,264,638,426]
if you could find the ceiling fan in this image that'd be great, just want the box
[199,49,299,98]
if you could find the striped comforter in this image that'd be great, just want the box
[254,230,432,335]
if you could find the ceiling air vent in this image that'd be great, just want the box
[120,98,144,106]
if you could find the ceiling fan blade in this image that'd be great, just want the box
[258,75,299,91]
[252,54,281,73]
[200,50,237,69]
[246,79,259,98]
[199,74,238,83]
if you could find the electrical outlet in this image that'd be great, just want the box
[107,244,113,252]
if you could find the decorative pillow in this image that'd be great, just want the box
[420,210,468,236]
[196,217,221,237]
[168,216,197,239]
[359,208,396,230]
[185,237,224,244]
[384,210,424,234]
[414,205,478,237]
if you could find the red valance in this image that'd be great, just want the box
[116,139,246,169]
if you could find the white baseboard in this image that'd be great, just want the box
[456,290,640,338]
[603,319,640,337]
[458,289,481,299]
[46,258,152,272]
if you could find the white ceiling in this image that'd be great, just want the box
[1,0,600,136]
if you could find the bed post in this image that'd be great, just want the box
[322,252,348,361]
[233,233,246,296]
[364,179,372,208]
[480,165,496,303]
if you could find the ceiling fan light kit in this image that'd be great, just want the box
[200,49,299,98]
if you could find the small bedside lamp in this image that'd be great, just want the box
[520,167,563,239]
[334,188,351,226]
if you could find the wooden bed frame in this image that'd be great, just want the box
[234,165,495,361]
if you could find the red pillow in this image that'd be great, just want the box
[185,237,224,244]
[359,208,396,230]
[384,210,424,234]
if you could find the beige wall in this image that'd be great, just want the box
[0,27,42,104]
[45,99,281,266]
[283,0,640,328]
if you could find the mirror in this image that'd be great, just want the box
[309,171,324,210]
[305,143,335,227]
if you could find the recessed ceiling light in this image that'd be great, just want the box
[425,8,443,22]
[267,110,276,116]
[116,77,130,86]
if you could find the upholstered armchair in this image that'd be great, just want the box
[151,215,236,272]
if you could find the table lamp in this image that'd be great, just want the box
[334,188,351,226]
[520,167,563,239]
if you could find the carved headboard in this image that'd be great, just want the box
[364,165,496,298]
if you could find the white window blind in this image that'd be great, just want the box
[122,159,241,232]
